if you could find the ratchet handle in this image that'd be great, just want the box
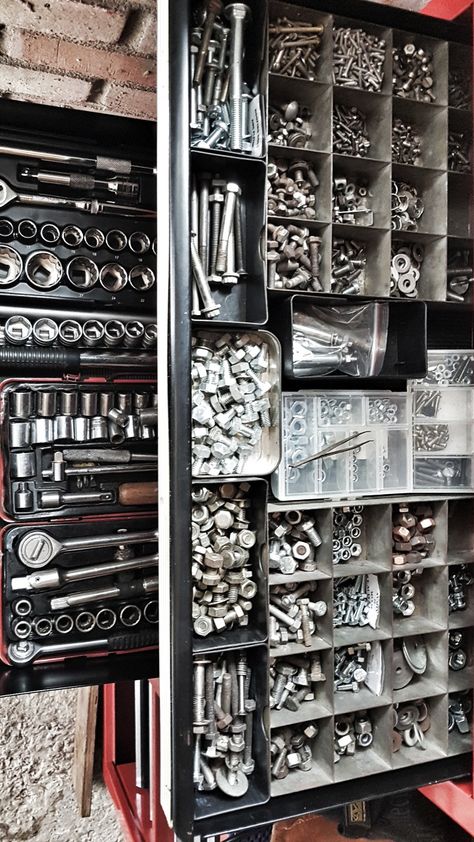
[119,482,158,506]
[0,345,80,372]
[108,630,158,651]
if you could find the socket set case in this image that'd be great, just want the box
[0,514,158,667]
[0,380,157,521]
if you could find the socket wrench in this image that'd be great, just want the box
[12,552,159,591]
[17,527,158,567]
[20,168,140,200]
[0,177,155,217]
[8,628,158,664]
[0,143,156,176]
[50,575,158,610]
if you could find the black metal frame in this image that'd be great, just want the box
[167,1,473,839]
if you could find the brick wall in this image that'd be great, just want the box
[0,0,157,121]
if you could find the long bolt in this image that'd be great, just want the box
[198,173,211,275]
[234,194,245,274]
[237,655,247,715]
[193,0,223,86]
[225,4,251,150]
[244,710,253,764]
[228,655,239,717]
[205,663,217,738]
[221,671,232,714]
[215,183,240,273]
[193,734,203,784]
[190,231,220,318]
[299,603,312,647]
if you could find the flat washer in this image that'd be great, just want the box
[392,648,414,690]
[403,635,427,675]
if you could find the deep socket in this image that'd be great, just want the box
[120,604,142,627]
[81,391,98,417]
[14,482,33,510]
[99,392,115,416]
[11,451,35,479]
[75,611,96,633]
[54,415,74,441]
[58,320,82,346]
[117,393,133,413]
[108,407,129,428]
[104,320,125,347]
[32,417,53,444]
[55,614,74,634]
[10,421,31,448]
[12,619,32,639]
[138,407,158,426]
[133,392,150,410]
[96,608,117,630]
[82,320,105,346]
[74,416,90,441]
[125,415,139,439]
[37,391,56,417]
[35,617,53,637]
[108,421,125,445]
[59,390,79,416]
[143,600,158,623]
[13,598,33,617]
[91,416,108,440]
[11,390,34,418]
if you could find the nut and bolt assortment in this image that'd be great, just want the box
[449,564,474,614]
[414,458,469,488]
[448,692,472,735]
[334,642,374,693]
[334,711,374,759]
[192,652,257,796]
[331,238,367,294]
[269,17,324,81]
[190,2,260,154]
[392,700,431,751]
[392,568,422,617]
[333,27,386,92]
[333,575,378,629]
[191,174,247,319]
[392,43,436,102]
[191,332,274,476]
[391,180,425,231]
[332,506,364,564]
[447,249,473,303]
[268,100,313,149]
[368,399,400,424]
[449,630,469,672]
[192,483,257,637]
[267,157,320,220]
[271,723,319,779]
[413,424,450,452]
[333,105,370,158]
[414,390,441,418]
[425,353,474,385]
[448,130,471,173]
[449,68,471,109]
[269,511,323,575]
[269,653,325,711]
[293,312,358,375]
[393,635,427,689]
[332,176,373,227]
[392,118,421,166]
[392,504,436,565]
[269,582,327,648]
[390,243,424,298]
[267,223,323,292]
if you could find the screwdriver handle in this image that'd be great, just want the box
[108,630,158,651]
[119,481,158,506]
[0,345,79,371]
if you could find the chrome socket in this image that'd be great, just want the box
[105,229,127,253]
[58,319,82,346]
[104,320,125,347]
[84,227,105,250]
[32,317,59,346]
[143,600,158,624]
[62,224,83,248]
[25,251,63,290]
[13,598,33,617]
[37,390,56,417]
[0,219,14,240]
[123,320,145,347]
[5,315,32,344]
[10,420,31,448]
[75,611,96,633]
[54,415,75,441]
[142,323,157,348]
[55,614,74,635]
[59,390,79,416]
[129,265,155,291]
[99,392,115,416]
[32,418,54,444]
[34,617,53,637]
[128,231,151,254]
[81,391,98,417]
[100,263,127,292]
[120,604,142,627]
[15,481,33,511]
[0,246,23,285]
[67,256,99,289]
[12,618,32,639]
[17,219,37,243]
[82,319,105,347]
[90,416,108,440]
[96,608,117,631]
[40,222,61,245]
[74,416,90,442]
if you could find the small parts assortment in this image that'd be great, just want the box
[268,99,313,149]
[390,243,424,299]
[333,505,363,564]
[448,130,471,173]
[392,569,419,618]
[6,385,157,516]
[391,180,424,232]
[425,352,473,385]
[191,174,247,319]
[190,2,262,154]
[392,504,436,565]
[271,723,319,780]
[270,582,327,649]
[267,223,322,292]
[332,176,373,227]
[269,17,324,81]
[333,576,379,630]
[269,511,323,575]
[447,249,473,303]
[270,653,325,711]
[393,700,431,751]
[334,711,374,759]
[191,331,278,477]
[333,27,386,92]
[449,630,469,672]
[267,157,320,220]
[449,693,472,735]
[4,520,158,665]
[334,642,381,695]
[392,118,421,166]
[449,565,473,614]
[331,239,366,295]
[192,483,258,638]
[192,652,257,797]
[333,105,370,158]
[392,635,427,689]
[392,42,436,102]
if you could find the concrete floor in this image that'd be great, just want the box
[0,0,441,838]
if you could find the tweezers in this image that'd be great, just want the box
[291,431,374,469]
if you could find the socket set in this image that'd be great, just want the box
[1,516,158,666]
[2,382,157,519]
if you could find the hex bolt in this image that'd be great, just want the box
[198,172,211,274]
[215,183,240,273]
[208,188,225,275]
[301,518,322,548]
[237,655,247,715]
[193,0,224,86]
[190,231,221,318]
[225,4,251,151]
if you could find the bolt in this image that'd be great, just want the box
[193,0,224,86]
[225,4,251,151]
[215,183,240,273]
[190,231,221,318]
